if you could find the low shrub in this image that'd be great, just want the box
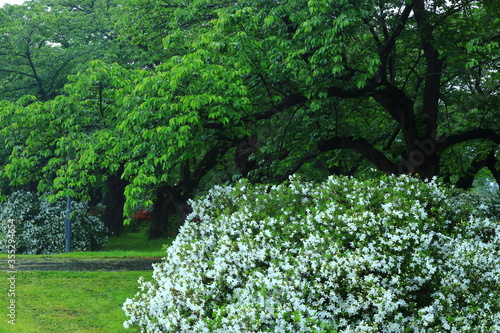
[125,209,152,233]
[123,175,500,332]
[0,191,108,254]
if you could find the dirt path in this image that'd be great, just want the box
[1,257,163,271]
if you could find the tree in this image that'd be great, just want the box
[0,0,128,101]
[0,61,138,233]
[2,0,499,237]
[226,0,500,182]
[119,0,499,184]
[119,0,499,232]
[0,0,162,234]
[113,0,500,185]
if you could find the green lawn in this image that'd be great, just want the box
[0,271,150,333]
[0,230,172,333]
[105,230,174,254]
[0,230,174,260]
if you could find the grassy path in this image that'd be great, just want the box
[2,257,162,271]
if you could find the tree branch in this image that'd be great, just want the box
[0,67,37,78]
[275,153,320,183]
[371,83,416,138]
[438,129,500,153]
[318,136,399,174]
[378,2,414,80]
[455,150,493,189]
[413,0,442,137]
[189,143,232,191]
[204,93,308,130]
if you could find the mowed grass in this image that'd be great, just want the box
[0,230,174,260]
[0,229,172,333]
[0,271,151,333]
[105,229,175,254]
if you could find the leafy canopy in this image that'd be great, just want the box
[0,0,499,221]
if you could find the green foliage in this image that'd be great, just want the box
[0,0,499,230]
[0,0,127,101]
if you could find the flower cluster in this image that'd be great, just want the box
[123,175,500,332]
[132,210,152,221]
[0,191,108,254]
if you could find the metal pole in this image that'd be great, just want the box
[65,188,71,253]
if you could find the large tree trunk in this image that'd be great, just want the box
[401,133,443,179]
[148,145,231,239]
[485,150,500,189]
[235,135,257,177]
[102,172,127,235]
[149,185,174,239]
[149,185,193,239]
[172,196,192,233]
[455,150,500,190]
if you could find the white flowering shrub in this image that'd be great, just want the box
[0,191,108,254]
[454,188,500,223]
[123,175,500,332]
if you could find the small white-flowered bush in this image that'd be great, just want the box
[124,175,500,332]
[0,191,108,254]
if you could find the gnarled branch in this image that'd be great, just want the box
[438,129,500,153]
[318,136,399,174]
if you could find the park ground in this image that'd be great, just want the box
[0,230,173,333]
